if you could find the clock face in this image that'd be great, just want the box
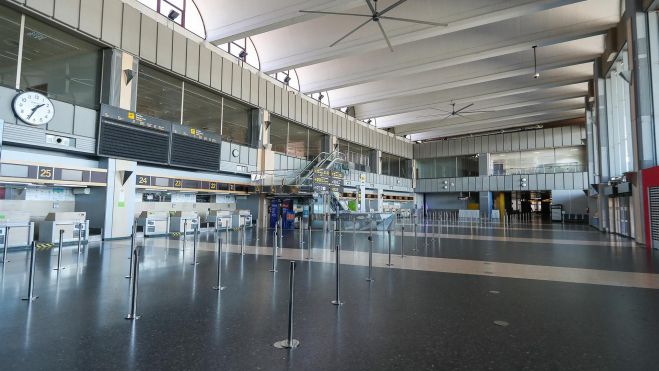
[12,92,55,126]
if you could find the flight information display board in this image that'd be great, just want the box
[97,104,171,165]
[170,125,221,171]
[312,169,344,194]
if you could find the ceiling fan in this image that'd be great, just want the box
[300,0,447,52]
[416,102,495,123]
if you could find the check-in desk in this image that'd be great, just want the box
[169,211,199,234]
[38,212,89,243]
[205,210,232,229]
[137,211,170,237]
[0,211,35,248]
[232,210,252,228]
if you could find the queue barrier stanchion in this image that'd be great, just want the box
[386,229,393,267]
[191,225,199,265]
[241,225,246,256]
[76,223,83,255]
[212,238,225,291]
[270,230,278,272]
[125,246,140,320]
[274,260,300,349]
[125,226,136,278]
[331,243,343,306]
[183,220,188,251]
[21,241,38,302]
[306,220,313,261]
[400,226,405,259]
[366,225,374,283]
[1,226,9,263]
[54,229,65,271]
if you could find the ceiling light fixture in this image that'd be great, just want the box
[283,75,291,85]
[238,50,248,61]
[533,45,540,79]
[317,94,324,101]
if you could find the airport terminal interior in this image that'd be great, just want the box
[1,0,659,369]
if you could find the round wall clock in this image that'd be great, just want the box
[12,91,55,126]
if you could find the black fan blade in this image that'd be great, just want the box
[454,103,474,114]
[376,20,393,52]
[330,18,372,47]
[428,107,450,113]
[380,16,447,27]
[461,110,496,114]
[380,0,409,16]
[299,10,372,17]
[365,0,376,14]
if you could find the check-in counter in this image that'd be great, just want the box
[232,210,252,228]
[38,212,89,243]
[204,210,232,229]
[137,211,170,236]
[0,211,35,248]
[169,211,199,234]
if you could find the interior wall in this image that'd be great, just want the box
[552,190,589,214]
[424,193,470,210]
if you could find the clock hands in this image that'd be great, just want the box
[26,104,45,120]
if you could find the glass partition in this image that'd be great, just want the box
[182,83,221,134]
[20,15,101,109]
[269,116,326,160]
[219,98,252,146]
[338,139,372,172]
[0,6,20,89]
[137,64,183,122]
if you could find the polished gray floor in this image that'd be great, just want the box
[1,221,658,370]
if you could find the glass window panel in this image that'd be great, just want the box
[136,64,182,122]
[20,16,101,109]
[307,128,324,161]
[269,116,288,154]
[435,157,457,177]
[222,98,252,146]
[287,121,307,159]
[0,6,20,89]
[416,159,435,179]
[182,83,221,134]
[457,155,479,177]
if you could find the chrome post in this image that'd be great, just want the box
[306,220,313,260]
[298,217,303,250]
[212,238,225,291]
[125,246,140,320]
[76,222,83,255]
[54,229,65,271]
[386,229,393,267]
[274,260,299,349]
[400,225,405,258]
[241,224,246,255]
[183,220,187,251]
[330,243,343,306]
[366,222,374,282]
[270,229,278,272]
[1,226,9,263]
[413,218,418,252]
[125,225,136,278]
[21,241,38,301]
[352,215,356,251]
[191,225,199,265]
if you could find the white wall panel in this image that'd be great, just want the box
[241,69,251,102]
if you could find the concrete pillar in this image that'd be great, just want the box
[102,159,137,239]
[101,49,137,110]
[479,192,492,217]
[478,153,491,176]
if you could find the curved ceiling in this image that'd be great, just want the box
[195,0,620,140]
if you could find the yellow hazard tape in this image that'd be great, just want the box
[36,243,55,251]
